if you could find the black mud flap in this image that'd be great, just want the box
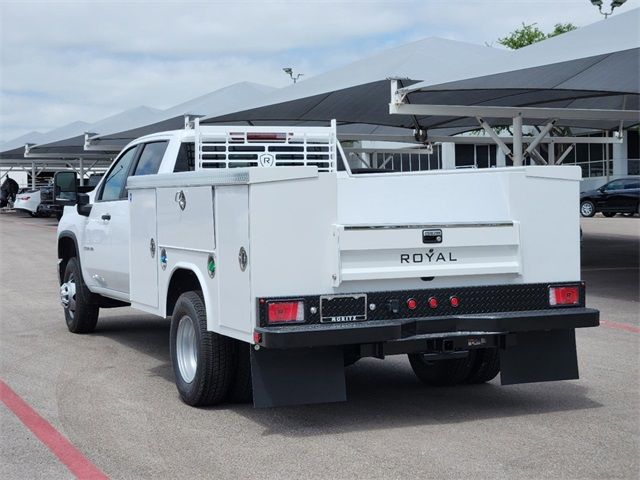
[500,329,579,385]
[250,347,346,408]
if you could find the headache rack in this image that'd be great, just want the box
[194,119,338,172]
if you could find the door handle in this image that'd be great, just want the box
[101,214,111,221]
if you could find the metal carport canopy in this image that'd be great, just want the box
[199,37,509,133]
[392,8,640,132]
[202,11,638,134]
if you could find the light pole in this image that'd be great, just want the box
[283,67,304,84]
[590,0,627,19]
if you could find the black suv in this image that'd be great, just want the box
[580,177,640,217]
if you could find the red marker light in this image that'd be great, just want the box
[549,286,579,306]
[406,298,417,310]
[253,331,262,344]
[428,297,438,309]
[267,301,305,323]
[449,296,460,308]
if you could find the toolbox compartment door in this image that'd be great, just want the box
[130,188,159,308]
[334,222,520,286]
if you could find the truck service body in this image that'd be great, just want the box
[55,121,599,408]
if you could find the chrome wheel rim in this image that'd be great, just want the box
[60,274,77,320]
[581,202,593,216]
[176,315,198,383]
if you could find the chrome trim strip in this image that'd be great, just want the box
[343,222,514,230]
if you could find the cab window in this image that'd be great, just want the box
[133,141,168,176]
[174,142,195,172]
[99,146,138,201]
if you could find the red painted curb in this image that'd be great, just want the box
[0,380,108,479]
[600,319,640,333]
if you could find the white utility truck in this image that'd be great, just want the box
[54,121,599,408]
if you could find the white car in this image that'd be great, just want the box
[13,189,41,216]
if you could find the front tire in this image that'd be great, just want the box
[170,291,234,406]
[61,257,99,333]
[408,351,476,386]
[580,200,596,217]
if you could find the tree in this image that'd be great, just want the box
[497,22,578,50]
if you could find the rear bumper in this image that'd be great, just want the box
[255,307,599,349]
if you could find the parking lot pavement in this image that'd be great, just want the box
[0,212,638,479]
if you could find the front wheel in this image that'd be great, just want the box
[61,257,99,333]
[580,200,596,217]
[170,291,234,406]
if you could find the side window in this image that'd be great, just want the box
[625,180,640,190]
[99,147,138,201]
[174,142,195,172]
[605,180,625,191]
[133,141,168,176]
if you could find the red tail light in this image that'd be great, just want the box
[267,301,305,324]
[428,297,438,309]
[449,296,460,308]
[406,298,417,310]
[549,286,579,306]
[21,196,30,200]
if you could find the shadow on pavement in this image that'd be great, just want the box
[92,314,602,436]
[230,359,602,437]
[94,315,173,383]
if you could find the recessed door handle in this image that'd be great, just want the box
[101,214,111,221]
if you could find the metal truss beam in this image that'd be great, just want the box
[389,102,640,122]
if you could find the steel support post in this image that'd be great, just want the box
[31,161,36,189]
[512,115,523,166]
[556,144,575,165]
[79,157,85,186]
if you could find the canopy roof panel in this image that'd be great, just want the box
[204,11,639,132]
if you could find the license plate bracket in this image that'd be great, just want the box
[320,294,368,323]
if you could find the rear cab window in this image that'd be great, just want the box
[133,141,169,176]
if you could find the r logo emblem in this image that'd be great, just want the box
[258,153,275,167]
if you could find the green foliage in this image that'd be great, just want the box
[497,22,578,50]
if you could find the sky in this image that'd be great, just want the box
[1,0,638,144]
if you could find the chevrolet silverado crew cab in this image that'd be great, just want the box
[54,121,599,408]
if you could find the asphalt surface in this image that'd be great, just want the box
[0,212,638,479]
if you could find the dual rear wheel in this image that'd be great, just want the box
[408,348,500,386]
[169,291,252,406]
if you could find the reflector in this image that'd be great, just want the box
[268,301,305,323]
[549,286,579,306]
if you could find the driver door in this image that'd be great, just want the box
[83,145,139,295]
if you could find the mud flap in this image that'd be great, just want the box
[500,329,579,385]
[250,347,346,408]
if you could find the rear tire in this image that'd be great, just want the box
[61,257,99,333]
[170,291,234,406]
[580,200,596,217]
[465,348,500,384]
[408,351,476,386]
[602,212,616,218]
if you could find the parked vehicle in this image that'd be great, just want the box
[13,188,42,216]
[54,122,599,408]
[580,177,640,217]
[0,176,19,208]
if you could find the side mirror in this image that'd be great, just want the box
[53,171,78,205]
[77,193,92,217]
[598,186,606,192]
